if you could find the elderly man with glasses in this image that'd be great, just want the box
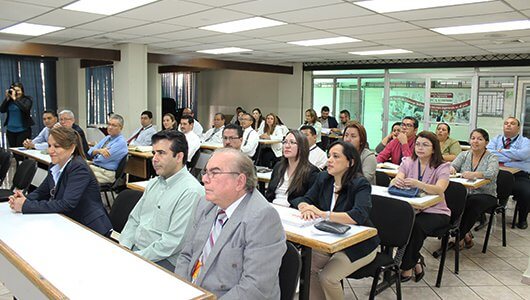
[57,109,90,156]
[377,116,419,165]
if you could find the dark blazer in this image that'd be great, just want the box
[265,163,319,208]
[72,123,90,157]
[319,116,338,129]
[291,172,380,262]
[0,95,35,128]
[22,156,112,235]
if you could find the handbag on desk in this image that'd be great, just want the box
[314,220,351,235]
[388,185,420,198]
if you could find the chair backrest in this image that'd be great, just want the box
[12,159,37,192]
[444,181,468,226]
[375,170,391,187]
[109,189,144,233]
[0,150,12,185]
[279,241,301,300]
[187,150,201,171]
[496,170,515,204]
[370,195,415,248]
[111,155,129,191]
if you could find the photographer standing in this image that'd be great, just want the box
[0,82,35,147]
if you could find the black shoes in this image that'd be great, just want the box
[414,256,426,283]
[517,221,528,229]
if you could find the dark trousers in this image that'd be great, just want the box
[459,194,497,237]
[6,129,31,147]
[513,173,530,223]
[401,212,450,270]
[258,147,279,169]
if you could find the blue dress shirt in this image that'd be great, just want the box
[88,134,128,171]
[487,134,530,173]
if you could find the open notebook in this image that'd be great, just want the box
[272,204,322,228]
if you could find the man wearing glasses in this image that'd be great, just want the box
[238,112,259,158]
[175,148,286,299]
[222,124,244,150]
[57,109,90,156]
[120,130,204,270]
[377,116,418,165]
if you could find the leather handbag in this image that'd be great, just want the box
[388,185,420,198]
[314,220,351,235]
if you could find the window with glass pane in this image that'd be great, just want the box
[312,78,334,114]
[361,78,384,149]
[86,66,113,125]
[477,77,515,138]
[389,78,425,123]
[336,78,358,120]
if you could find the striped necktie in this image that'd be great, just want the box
[205,128,220,142]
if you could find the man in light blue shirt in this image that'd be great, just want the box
[88,114,128,184]
[120,130,204,270]
[127,110,157,146]
[487,117,530,229]
[23,110,57,150]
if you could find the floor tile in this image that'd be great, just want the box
[456,270,503,286]
[400,286,441,299]
[471,285,523,300]
[502,257,529,272]
[469,257,518,271]
[508,285,530,300]
[433,286,482,300]
[423,268,465,287]
[488,270,529,286]
[353,286,396,300]
[446,257,481,272]
[487,245,527,258]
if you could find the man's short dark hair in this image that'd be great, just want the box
[43,110,57,118]
[142,110,153,119]
[181,115,194,124]
[151,130,189,163]
[300,125,316,136]
[321,106,330,112]
[403,116,419,128]
[223,123,243,137]
[215,113,226,120]
[340,109,350,118]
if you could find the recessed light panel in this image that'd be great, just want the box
[197,47,252,54]
[432,20,530,35]
[63,0,157,15]
[354,0,492,13]
[199,17,285,33]
[0,23,64,36]
[349,49,412,55]
[288,37,361,46]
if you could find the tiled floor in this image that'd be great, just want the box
[1,160,529,299]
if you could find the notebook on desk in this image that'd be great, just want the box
[272,204,322,228]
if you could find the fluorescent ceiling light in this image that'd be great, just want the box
[432,20,530,35]
[0,23,64,36]
[63,0,157,15]
[199,17,285,33]
[288,37,360,46]
[197,47,252,54]
[349,49,412,55]
[354,0,492,13]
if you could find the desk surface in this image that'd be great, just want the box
[128,149,154,158]
[258,139,282,145]
[272,205,377,254]
[10,148,51,165]
[371,185,442,210]
[0,203,213,300]
[127,181,149,192]
[200,142,223,150]
[500,166,521,174]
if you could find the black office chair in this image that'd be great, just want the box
[279,241,301,300]
[348,195,415,300]
[375,170,391,187]
[482,170,514,253]
[108,189,144,239]
[100,155,128,208]
[0,159,37,201]
[0,150,12,186]
[430,181,467,287]
[187,150,201,176]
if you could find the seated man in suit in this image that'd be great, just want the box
[58,109,90,156]
[23,109,58,150]
[222,124,243,150]
[87,114,128,184]
[487,116,530,229]
[120,130,204,271]
[128,110,157,146]
[203,113,225,144]
[318,105,338,130]
[175,148,286,299]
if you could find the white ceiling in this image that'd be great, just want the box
[1,0,530,65]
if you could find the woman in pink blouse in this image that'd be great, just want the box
[391,131,451,282]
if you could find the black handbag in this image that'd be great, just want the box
[314,220,351,235]
[388,185,420,198]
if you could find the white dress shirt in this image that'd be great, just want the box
[203,125,224,144]
[241,126,259,158]
[309,144,327,169]
[129,124,157,146]
[184,131,201,162]
[179,119,204,138]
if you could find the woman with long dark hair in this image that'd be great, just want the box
[265,130,319,208]
[258,113,285,167]
[252,108,265,131]
[1,82,35,147]
[391,131,451,282]
[8,126,112,236]
[343,121,377,184]
[292,141,379,299]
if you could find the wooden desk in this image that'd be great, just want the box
[371,185,442,210]
[272,204,377,300]
[376,168,398,177]
[257,171,271,183]
[460,145,471,151]
[125,150,154,179]
[127,181,148,192]
[500,166,521,174]
[0,203,214,300]
[450,177,491,189]
[258,138,282,145]
[200,142,223,150]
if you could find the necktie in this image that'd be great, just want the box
[127,128,143,144]
[191,209,227,283]
[243,130,251,146]
[504,137,511,149]
[205,128,219,142]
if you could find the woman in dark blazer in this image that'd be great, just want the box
[292,141,380,300]
[265,129,319,208]
[0,82,35,147]
[8,126,112,236]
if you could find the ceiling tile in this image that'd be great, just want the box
[150,40,201,49]
[0,0,54,21]
[75,16,149,31]
[234,24,313,38]
[118,23,188,36]
[0,32,30,41]
[28,9,105,27]
[182,0,251,6]
[8,0,73,7]
[267,3,373,23]
[163,8,251,27]
[409,12,524,28]
[226,0,341,15]
[504,0,530,10]
[301,14,394,30]
[387,1,514,21]
[328,22,421,36]
[189,34,249,44]
[154,28,219,40]
[117,0,210,22]
[41,28,102,39]
[266,31,343,42]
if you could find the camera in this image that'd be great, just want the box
[8,88,15,96]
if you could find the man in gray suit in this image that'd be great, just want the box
[175,148,286,299]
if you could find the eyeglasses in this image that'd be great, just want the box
[200,169,240,180]
[415,142,432,148]
[401,123,415,128]
[281,140,297,146]
[223,136,241,141]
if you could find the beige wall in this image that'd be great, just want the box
[56,58,86,127]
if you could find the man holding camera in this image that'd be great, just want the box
[0,82,35,147]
